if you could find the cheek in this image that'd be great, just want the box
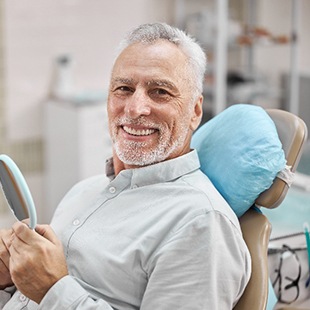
[107,97,118,115]
[162,112,188,139]
[107,101,120,134]
[107,97,123,121]
[172,109,192,135]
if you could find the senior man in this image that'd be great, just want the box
[0,23,251,309]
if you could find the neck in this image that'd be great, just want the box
[112,153,147,176]
[112,147,192,176]
[112,150,126,176]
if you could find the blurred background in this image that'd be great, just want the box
[0,0,309,226]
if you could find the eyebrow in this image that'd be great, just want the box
[111,77,136,86]
[111,77,178,92]
[146,79,177,92]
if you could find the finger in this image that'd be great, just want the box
[0,256,9,272]
[9,235,23,256]
[21,218,30,227]
[0,238,10,269]
[1,232,11,251]
[2,236,19,263]
[0,228,13,245]
[12,222,33,245]
[35,224,60,245]
[0,253,10,270]
[1,236,11,253]
[1,231,14,255]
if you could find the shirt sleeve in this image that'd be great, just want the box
[42,211,251,310]
[0,291,11,309]
[140,210,251,310]
[2,211,250,310]
[39,276,114,310]
[41,210,250,310]
[0,286,16,309]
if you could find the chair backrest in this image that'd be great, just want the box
[233,109,308,310]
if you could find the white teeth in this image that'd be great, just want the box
[123,126,155,136]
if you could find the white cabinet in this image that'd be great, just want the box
[44,100,112,222]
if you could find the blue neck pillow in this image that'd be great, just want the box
[191,104,286,217]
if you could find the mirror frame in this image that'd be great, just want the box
[0,154,37,229]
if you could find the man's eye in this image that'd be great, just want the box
[112,86,133,97]
[155,89,168,95]
[150,88,172,97]
[149,88,173,103]
[116,86,132,92]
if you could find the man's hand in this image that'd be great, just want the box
[4,222,68,304]
[0,228,14,289]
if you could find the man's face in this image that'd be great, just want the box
[107,40,202,167]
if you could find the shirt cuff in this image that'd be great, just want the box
[38,275,88,309]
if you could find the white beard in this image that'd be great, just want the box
[111,117,190,166]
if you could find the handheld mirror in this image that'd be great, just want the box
[0,154,37,229]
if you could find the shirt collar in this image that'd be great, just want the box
[105,150,200,187]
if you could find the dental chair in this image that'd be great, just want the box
[233,109,308,310]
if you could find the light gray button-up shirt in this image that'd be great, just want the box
[1,150,251,309]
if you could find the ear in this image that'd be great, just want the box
[190,95,203,131]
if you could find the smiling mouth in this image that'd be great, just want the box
[123,126,156,136]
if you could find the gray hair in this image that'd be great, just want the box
[117,23,207,97]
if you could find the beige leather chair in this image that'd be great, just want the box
[233,109,308,310]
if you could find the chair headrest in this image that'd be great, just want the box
[255,109,308,209]
[191,104,307,217]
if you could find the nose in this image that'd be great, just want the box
[125,90,151,119]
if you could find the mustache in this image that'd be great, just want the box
[115,116,161,129]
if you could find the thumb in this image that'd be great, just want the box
[35,224,59,245]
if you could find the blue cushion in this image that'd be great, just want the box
[191,104,286,217]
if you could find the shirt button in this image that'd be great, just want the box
[73,219,80,226]
[109,186,116,193]
[20,294,27,302]
[132,184,138,189]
